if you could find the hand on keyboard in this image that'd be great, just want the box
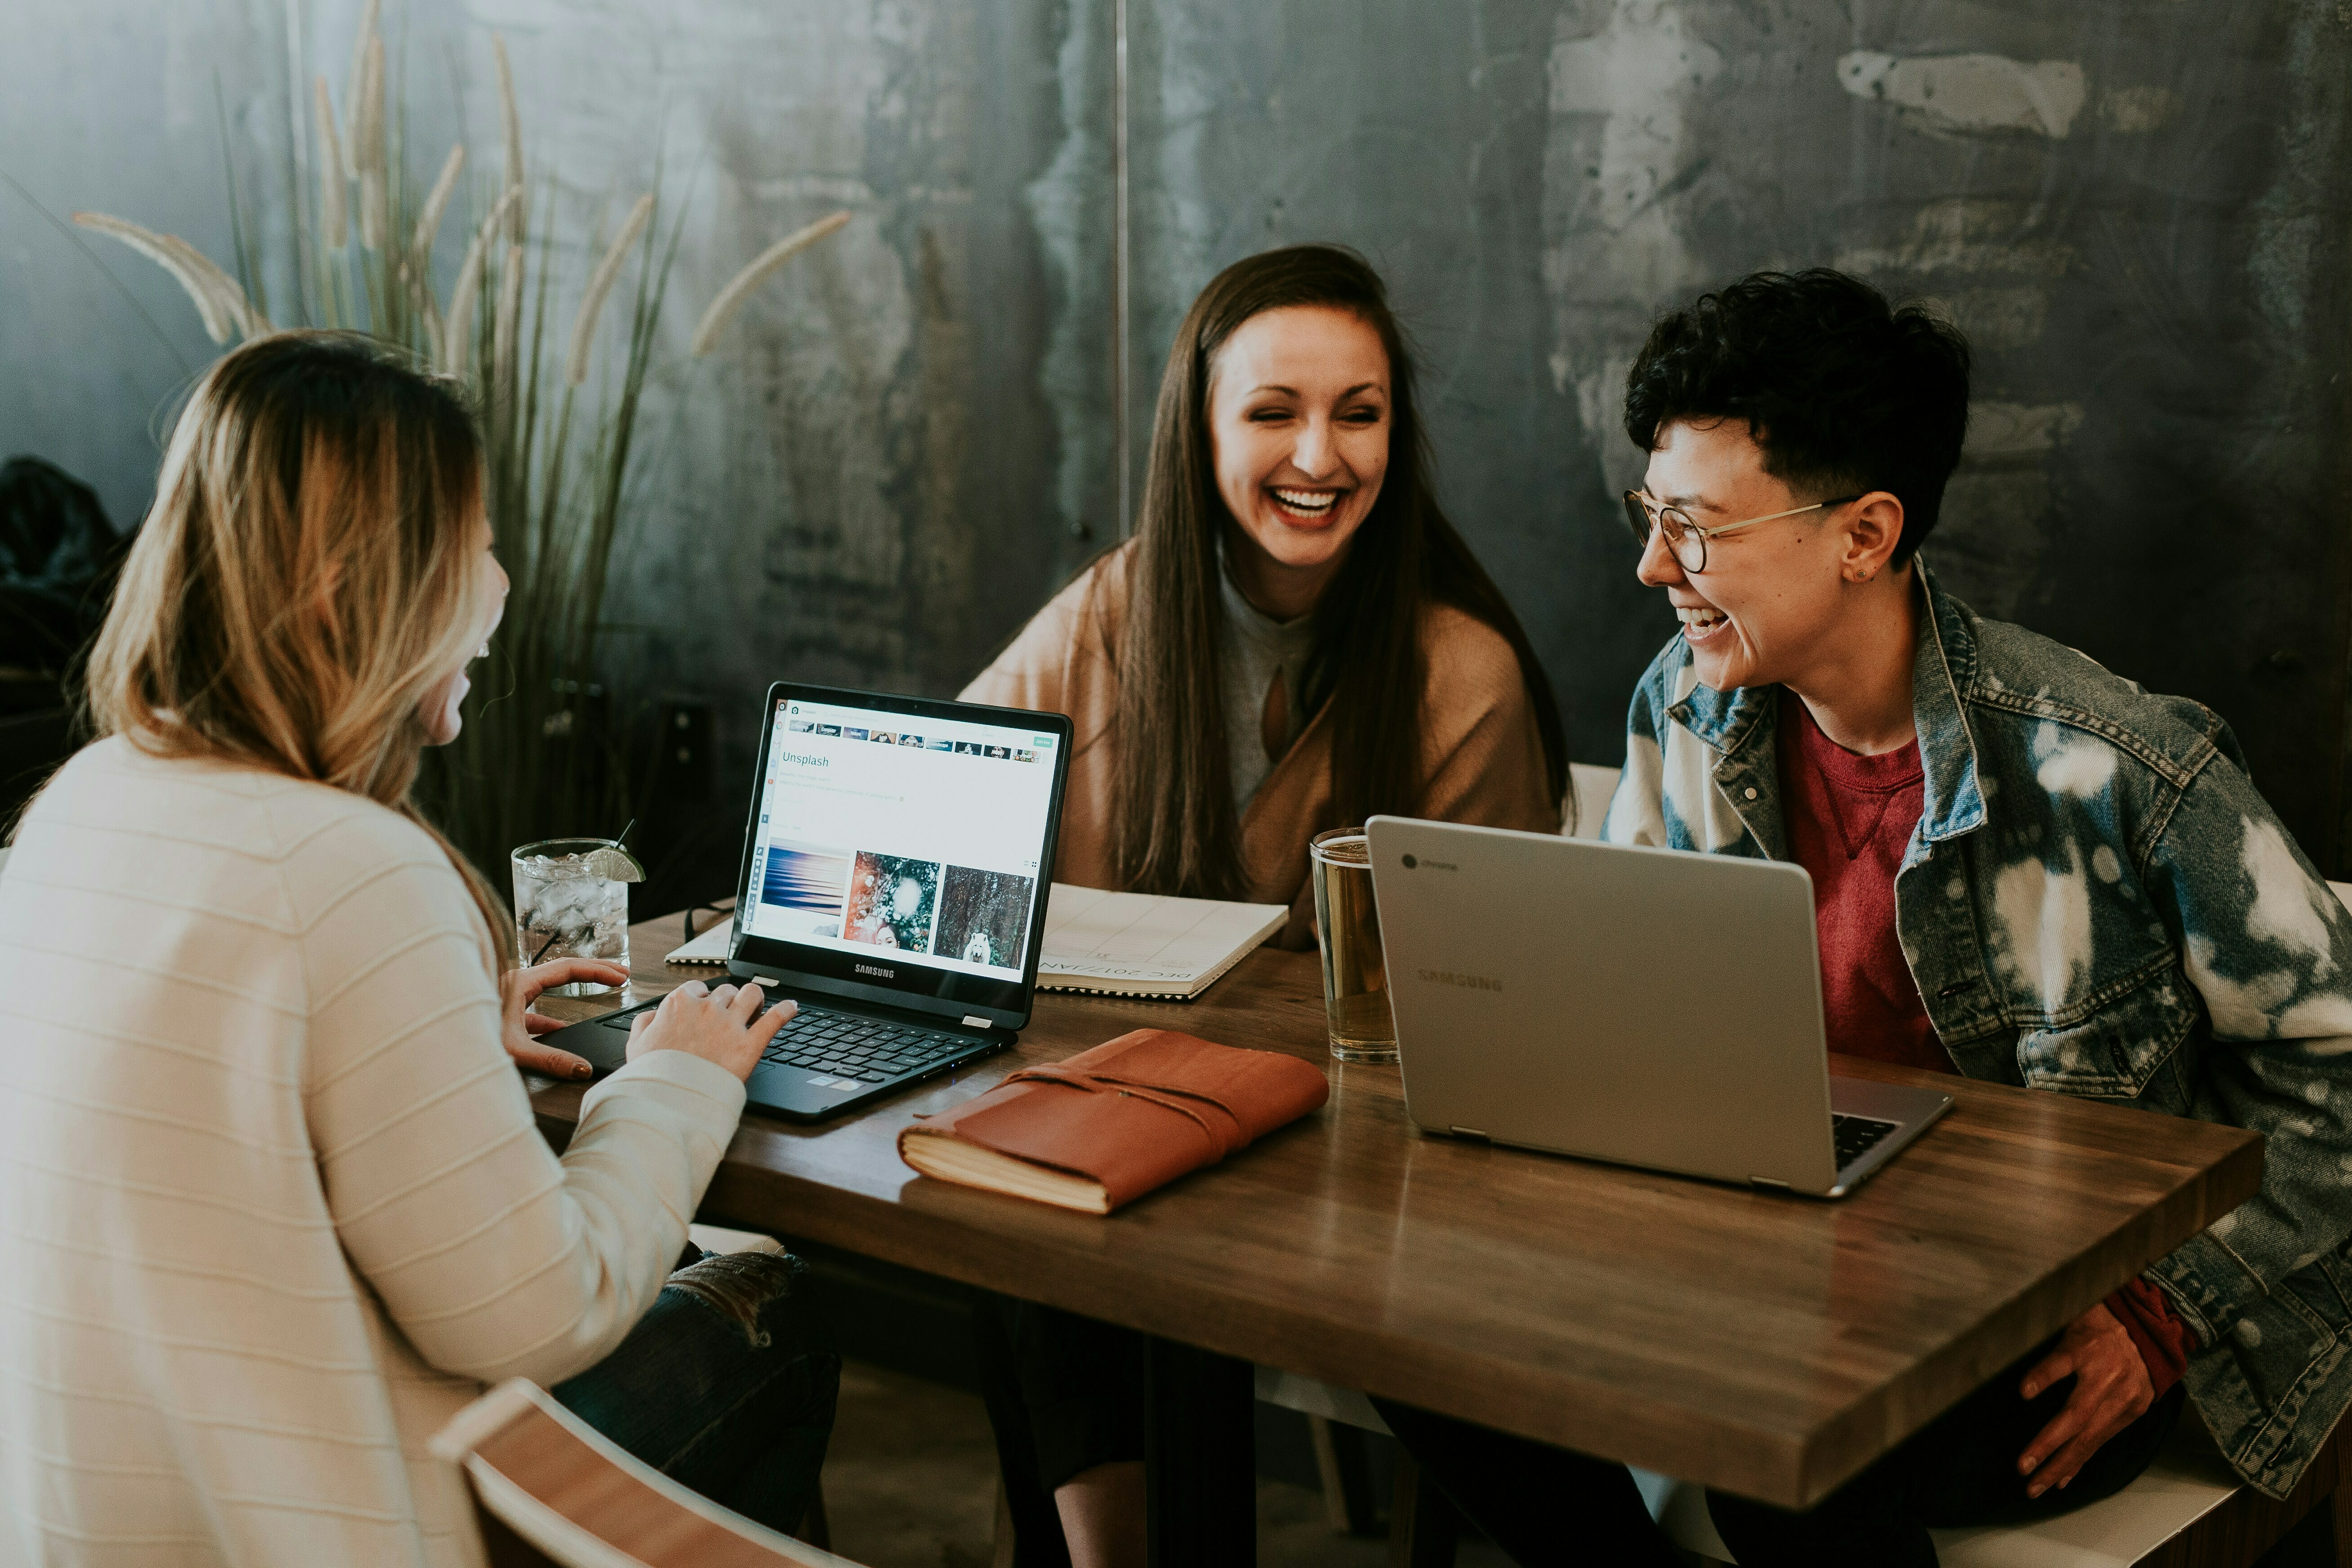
[627,980,798,1082]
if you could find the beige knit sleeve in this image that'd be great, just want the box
[294,806,746,1388]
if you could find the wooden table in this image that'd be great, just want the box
[533,911,2261,1554]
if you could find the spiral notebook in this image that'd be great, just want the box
[665,885,1284,1001]
[665,917,738,965]
[1033,884,1286,1000]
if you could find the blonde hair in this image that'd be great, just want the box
[85,331,514,963]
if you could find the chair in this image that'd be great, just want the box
[1255,1367,1456,1562]
[428,1221,839,1568]
[430,1377,863,1568]
[1646,1407,2352,1565]
[1565,763,1620,840]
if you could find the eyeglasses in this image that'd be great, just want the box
[1621,491,1861,574]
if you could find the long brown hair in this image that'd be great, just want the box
[1112,245,1566,898]
[84,331,514,962]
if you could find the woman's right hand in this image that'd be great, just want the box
[626,980,796,1082]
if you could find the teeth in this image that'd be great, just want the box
[1272,487,1337,513]
[1676,607,1727,628]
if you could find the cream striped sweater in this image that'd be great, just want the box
[0,739,748,1566]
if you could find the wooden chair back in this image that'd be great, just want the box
[430,1378,860,1568]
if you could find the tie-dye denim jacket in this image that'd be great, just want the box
[1602,561,2352,1499]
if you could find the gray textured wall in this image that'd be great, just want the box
[1125,0,2352,867]
[8,1,2350,867]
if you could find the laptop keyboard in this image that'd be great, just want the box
[601,991,981,1085]
[1832,1113,1900,1169]
[759,1005,982,1083]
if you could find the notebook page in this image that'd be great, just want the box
[664,916,734,965]
[1039,884,1285,986]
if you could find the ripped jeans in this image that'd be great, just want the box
[552,1246,839,1537]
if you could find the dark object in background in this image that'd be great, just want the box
[633,696,739,921]
[653,697,717,804]
[0,456,125,675]
[0,457,127,822]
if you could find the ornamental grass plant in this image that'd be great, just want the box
[72,1,847,883]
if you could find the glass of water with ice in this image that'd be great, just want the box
[511,838,636,995]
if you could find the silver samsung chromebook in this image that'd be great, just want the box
[1365,818,1952,1198]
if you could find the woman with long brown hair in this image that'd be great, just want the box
[966,243,1563,946]
[0,333,835,1566]
[961,246,1565,1565]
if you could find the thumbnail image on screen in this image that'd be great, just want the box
[844,852,941,952]
[934,867,1036,969]
[759,842,852,940]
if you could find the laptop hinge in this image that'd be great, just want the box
[960,1015,993,1030]
[1449,1126,1491,1142]
[1749,1175,1792,1189]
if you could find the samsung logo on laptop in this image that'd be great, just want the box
[1419,969,1503,993]
[854,963,895,979]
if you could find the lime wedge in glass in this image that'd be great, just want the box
[582,844,646,883]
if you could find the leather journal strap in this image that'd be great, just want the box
[1001,1062,1246,1159]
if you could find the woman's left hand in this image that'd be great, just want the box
[501,959,631,1080]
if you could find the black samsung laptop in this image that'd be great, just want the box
[543,683,1073,1120]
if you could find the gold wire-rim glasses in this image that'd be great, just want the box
[1621,491,1862,573]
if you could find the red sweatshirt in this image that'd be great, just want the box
[1777,689,2192,1395]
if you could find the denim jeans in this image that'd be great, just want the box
[552,1246,839,1537]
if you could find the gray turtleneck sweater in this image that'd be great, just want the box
[1218,567,1318,810]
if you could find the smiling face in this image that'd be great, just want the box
[1206,304,1391,616]
[1635,417,1904,694]
[418,513,509,746]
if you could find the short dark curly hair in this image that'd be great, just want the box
[1622,269,1971,564]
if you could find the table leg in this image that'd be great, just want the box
[1143,1336,1254,1567]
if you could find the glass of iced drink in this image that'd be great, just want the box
[511,838,636,996]
[1310,827,1397,1063]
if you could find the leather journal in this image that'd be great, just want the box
[897,1028,1330,1213]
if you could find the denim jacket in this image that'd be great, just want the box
[1602,561,2352,1498]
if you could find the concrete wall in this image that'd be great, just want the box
[1125,0,2352,866]
[8,0,2350,866]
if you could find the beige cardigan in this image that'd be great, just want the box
[0,739,746,1567]
[963,543,1560,947]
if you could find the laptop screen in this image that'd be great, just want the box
[736,692,1065,1006]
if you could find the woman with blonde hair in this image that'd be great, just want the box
[0,333,835,1566]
